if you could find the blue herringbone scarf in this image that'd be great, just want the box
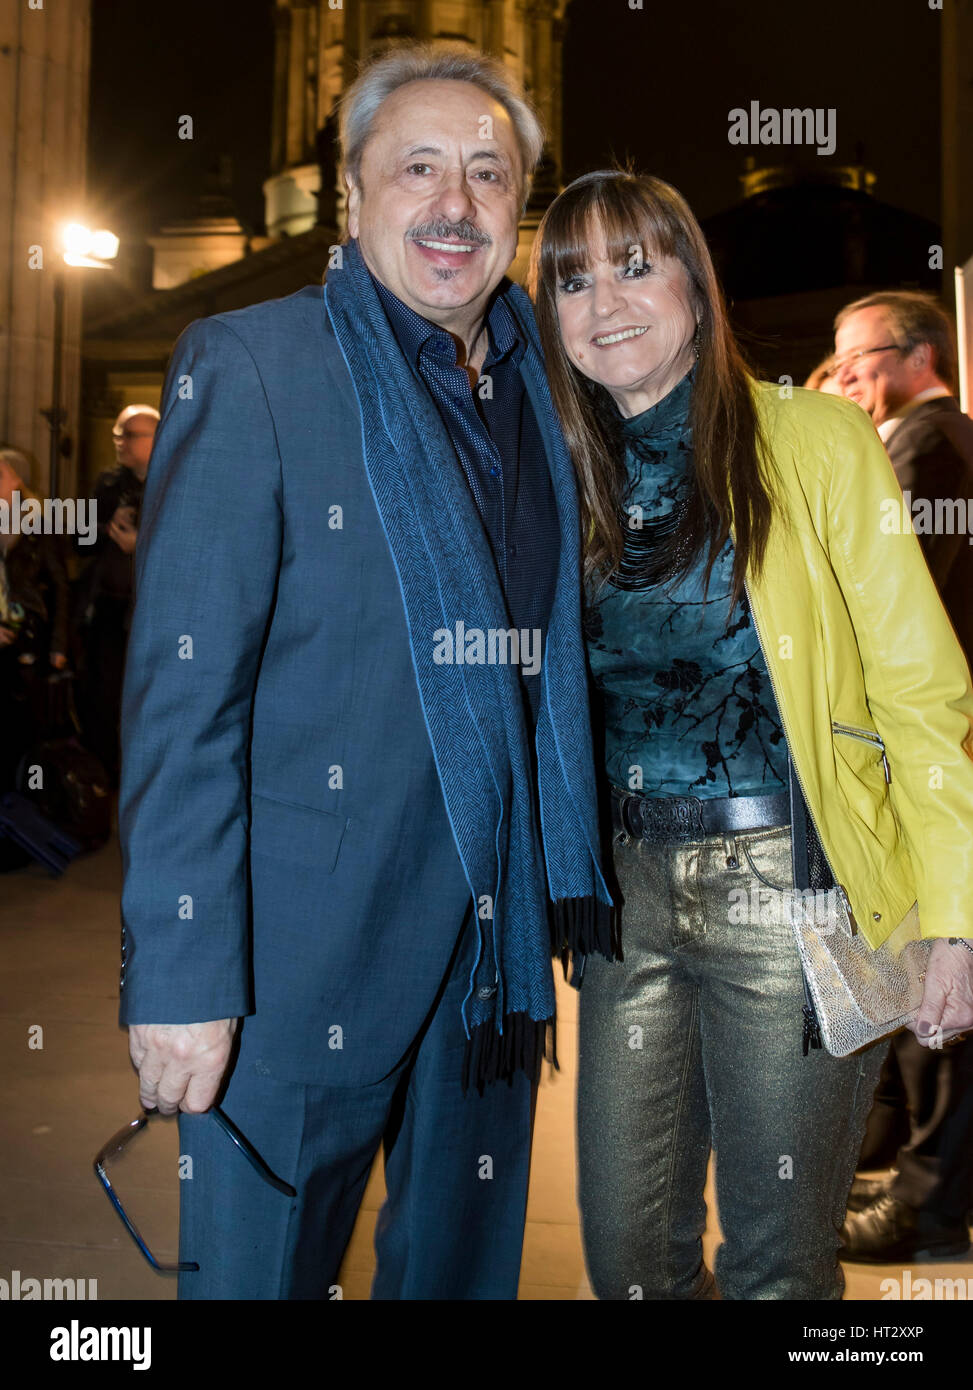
[325,238,612,1086]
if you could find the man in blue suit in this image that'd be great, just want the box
[118,42,610,1300]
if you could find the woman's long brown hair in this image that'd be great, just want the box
[527,169,778,608]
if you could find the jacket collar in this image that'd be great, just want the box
[879,389,956,442]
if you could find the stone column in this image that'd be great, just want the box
[269,0,292,178]
[527,1,556,148]
[520,0,562,197]
[285,0,311,167]
[942,0,973,278]
[481,0,506,57]
[549,4,564,186]
[0,0,92,498]
[264,1,322,239]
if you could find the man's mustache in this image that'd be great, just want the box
[407,220,492,246]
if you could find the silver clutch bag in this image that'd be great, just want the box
[787,894,933,1056]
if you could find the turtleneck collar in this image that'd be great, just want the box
[616,366,693,444]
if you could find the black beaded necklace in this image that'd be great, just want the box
[599,374,701,593]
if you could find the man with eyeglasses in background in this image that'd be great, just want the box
[831,290,973,1265]
[832,292,973,642]
[74,405,159,786]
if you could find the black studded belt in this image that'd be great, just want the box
[611,785,790,846]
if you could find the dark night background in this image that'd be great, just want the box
[87,0,942,251]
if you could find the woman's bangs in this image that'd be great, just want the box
[546,183,678,284]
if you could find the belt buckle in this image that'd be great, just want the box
[660,795,707,845]
[655,796,704,845]
[617,792,707,845]
[684,796,706,841]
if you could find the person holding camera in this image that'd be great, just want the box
[0,447,70,790]
[73,405,158,786]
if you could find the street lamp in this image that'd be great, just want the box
[44,222,119,498]
[62,223,121,269]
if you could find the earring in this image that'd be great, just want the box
[692,321,702,361]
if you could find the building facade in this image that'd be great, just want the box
[81,0,569,486]
[1,0,92,498]
[79,1,973,489]
[264,0,565,248]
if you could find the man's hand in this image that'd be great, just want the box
[128,1019,238,1115]
[108,505,138,554]
[906,939,973,1047]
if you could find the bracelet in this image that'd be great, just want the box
[947,937,973,955]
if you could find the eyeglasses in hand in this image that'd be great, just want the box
[93,1106,297,1274]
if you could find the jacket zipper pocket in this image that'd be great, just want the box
[832,721,891,784]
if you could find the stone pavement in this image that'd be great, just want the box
[2,822,970,1302]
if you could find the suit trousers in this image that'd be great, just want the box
[175,908,535,1299]
[859,1031,973,1222]
[577,822,888,1300]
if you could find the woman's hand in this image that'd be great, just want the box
[907,938,973,1047]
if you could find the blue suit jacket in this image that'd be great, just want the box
[118,280,579,1087]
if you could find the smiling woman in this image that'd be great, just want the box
[528,166,973,1302]
[528,169,771,603]
[554,242,698,416]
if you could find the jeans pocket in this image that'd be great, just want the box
[737,827,793,893]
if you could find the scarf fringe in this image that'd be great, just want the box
[551,894,619,962]
[462,1011,556,1093]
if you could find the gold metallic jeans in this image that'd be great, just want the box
[577,821,888,1300]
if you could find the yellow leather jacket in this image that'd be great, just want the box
[743,383,973,946]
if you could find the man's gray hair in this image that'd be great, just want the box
[338,42,545,212]
[835,290,957,393]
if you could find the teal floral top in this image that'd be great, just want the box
[584,370,788,799]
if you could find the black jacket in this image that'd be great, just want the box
[886,395,973,665]
[0,528,70,662]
